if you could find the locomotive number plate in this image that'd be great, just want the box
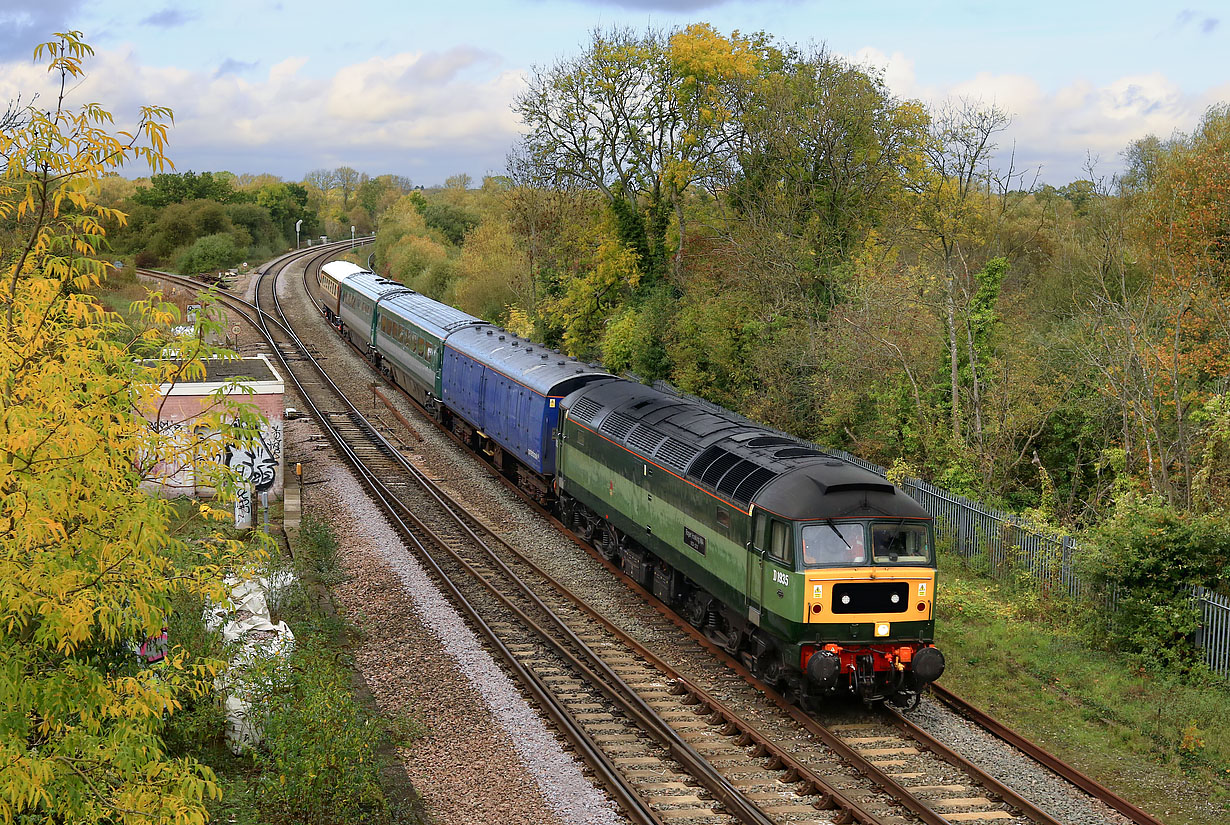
[683,526,707,555]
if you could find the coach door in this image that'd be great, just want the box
[747,509,767,625]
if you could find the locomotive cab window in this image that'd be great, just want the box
[800,522,866,567]
[871,522,932,565]
[768,519,792,565]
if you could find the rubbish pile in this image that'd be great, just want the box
[205,572,296,753]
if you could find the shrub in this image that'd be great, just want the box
[248,637,389,824]
[179,232,244,276]
[1083,495,1230,666]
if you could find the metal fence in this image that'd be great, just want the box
[1194,587,1230,678]
[648,380,1230,678]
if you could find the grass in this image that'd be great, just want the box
[934,550,1230,825]
[163,513,429,825]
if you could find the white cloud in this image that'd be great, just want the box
[849,46,1228,183]
[0,45,527,182]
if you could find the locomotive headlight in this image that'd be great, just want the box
[840,594,851,605]
[890,593,900,604]
[875,623,890,637]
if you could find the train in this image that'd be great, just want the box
[317,260,946,706]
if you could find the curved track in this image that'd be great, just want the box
[141,249,1162,825]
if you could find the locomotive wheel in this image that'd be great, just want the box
[597,522,621,561]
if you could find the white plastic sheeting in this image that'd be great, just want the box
[205,572,297,753]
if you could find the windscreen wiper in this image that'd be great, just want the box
[826,519,851,548]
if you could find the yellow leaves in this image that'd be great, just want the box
[668,23,760,84]
[0,34,239,825]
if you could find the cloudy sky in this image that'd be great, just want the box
[1,1,1225,187]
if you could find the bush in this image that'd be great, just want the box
[249,637,390,824]
[1083,496,1230,666]
[179,232,244,276]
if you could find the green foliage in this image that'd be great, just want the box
[454,217,529,322]
[602,284,674,381]
[178,232,243,276]
[294,513,343,587]
[245,637,390,824]
[936,551,1230,818]
[133,171,243,209]
[968,257,1008,364]
[413,196,479,246]
[1084,496,1230,664]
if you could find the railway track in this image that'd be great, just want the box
[142,250,1161,825]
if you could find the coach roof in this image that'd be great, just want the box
[378,291,482,340]
[446,325,609,396]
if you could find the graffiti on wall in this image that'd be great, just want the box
[234,486,254,529]
[224,422,281,493]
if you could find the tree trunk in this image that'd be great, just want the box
[947,277,961,442]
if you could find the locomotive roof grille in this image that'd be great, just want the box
[627,424,667,455]
[687,444,726,479]
[700,451,742,487]
[570,397,602,423]
[715,459,759,497]
[732,466,777,503]
[656,439,699,473]
[601,411,636,440]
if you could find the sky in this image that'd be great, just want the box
[0,1,1226,187]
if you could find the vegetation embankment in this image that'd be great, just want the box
[936,551,1230,825]
[165,513,427,825]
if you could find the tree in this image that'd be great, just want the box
[515,25,759,283]
[454,217,529,322]
[908,99,1010,444]
[1,32,264,822]
[722,47,927,306]
[333,165,363,208]
[303,167,337,193]
[132,170,240,208]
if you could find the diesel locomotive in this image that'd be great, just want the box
[317,260,945,705]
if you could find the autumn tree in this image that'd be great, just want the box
[516,24,759,283]
[1,32,265,821]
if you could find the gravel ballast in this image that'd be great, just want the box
[290,417,624,825]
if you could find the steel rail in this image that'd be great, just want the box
[159,252,1159,825]
[261,252,781,825]
[353,379,1073,825]
[142,254,666,825]
[292,252,1168,825]
[928,684,1165,825]
[260,250,667,825]
[289,258,1089,825]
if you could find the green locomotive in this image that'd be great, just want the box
[557,378,944,705]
